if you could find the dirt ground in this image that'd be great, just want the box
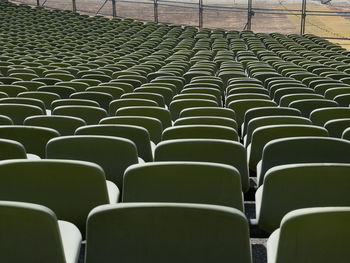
[9,0,350,49]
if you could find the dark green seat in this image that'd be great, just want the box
[0,200,81,263]
[123,161,244,211]
[76,124,153,162]
[46,135,138,189]
[85,203,252,263]
[256,163,350,232]
[24,115,86,136]
[155,139,250,192]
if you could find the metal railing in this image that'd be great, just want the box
[9,0,350,40]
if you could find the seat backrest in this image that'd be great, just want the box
[174,116,237,130]
[279,93,324,107]
[24,115,86,136]
[248,125,329,171]
[116,106,172,129]
[46,135,138,189]
[0,103,44,124]
[0,201,67,263]
[70,91,113,111]
[53,105,108,125]
[154,139,249,192]
[325,118,350,138]
[246,116,312,146]
[76,124,153,162]
[289,99,339,117]
[123,161,243,211]
[0,138,27,160]
[0,114,13,125]
[228,99,278,130]
[162,125,239,141]
[243,107,301,135]
[271,207,350,263]
[100,116,162,144]
[18,91,61,109]
[86,203,252,263]
[0,159,110,233]
[169,99,218,120]
[342,127,350,140]
[257,163,350,232]
[51,99,100,110]
[180,106,236,119]
[310,107,350,126]
[109,98,158,115]
[259,137,350,186]
[0,125,59,158]
[0,97,46,112]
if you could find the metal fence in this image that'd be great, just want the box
[8,0,350,43]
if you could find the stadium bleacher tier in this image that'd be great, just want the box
[1,1,350,262]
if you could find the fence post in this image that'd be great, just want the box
[112,0,117,17]
[199,0,203,28]
[247,0,252,31]
[300,0,307,35]
[72,0,77,12]
[154,0,158,23]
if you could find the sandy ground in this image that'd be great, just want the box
[9,0,350,49]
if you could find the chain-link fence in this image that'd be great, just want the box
[8,0,350,48]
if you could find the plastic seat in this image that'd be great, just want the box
[123,161,244,210]
[38,85,76,99]
[100,116,162,144]
[85,203,252,263]
[257,137,350,186]
[342,127,350,140]
[242,107,301,136]
[169,99,218,120]
[70,92,113,111]
[0,159,118,233]
[325,118,350,138]
[226,94,271,106]
[76,125,153,162]
[0,103,44,124]
[24,115,86,136]
[0,84,28,96]
[18,91,61,110]
[116,106,172,129]
[0,138,27,160]
[310,107,350,126]
[46,135,138,189]
[245,116,312,146]
[162,125,238,141]
[334,94,350,107]
[56,81,89,92]
[256,163,350,233]
[174,116,237,130]
[0,114,13,125]
[53,106,108,125]
[279,93,324,107]
[121,92,165,107]
[0,97,46,113]
[0,125,59,158]
[228,99,277,131]
[86,86,125,99]
[109,99,158,115]
[51,99,100,110]
[248,125,329,172]
[288,99,339,117]
[155,139,249,192]
[180,106,236,119]
[267,207,350,263]
[0,201,81,263]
